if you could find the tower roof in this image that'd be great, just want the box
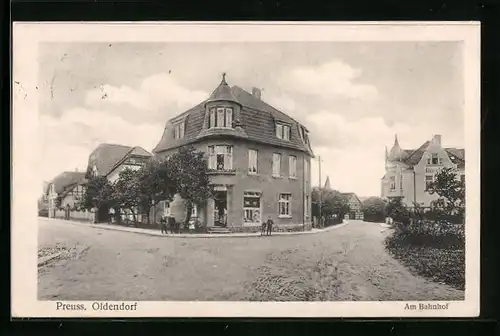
[387,134,408,162]
[324,176,331,189]
[205,73,241,105]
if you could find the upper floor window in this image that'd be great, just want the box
[425,175,434,190]
[208,145,233,170]
[304,158,309,179]
[389,176,396,190]
[173,122,185,139]
[272,153,282,177]
[289,155,297,178]
[209,107,233,128]
[427,153,441,165]
[276,123,291,141]
[278,193,292,217]
[248,149,258,174]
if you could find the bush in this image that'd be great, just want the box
[391,220,464,249]
[385,238,465,290]
[385,219,465,290]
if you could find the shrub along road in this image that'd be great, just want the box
[38,218,464,301]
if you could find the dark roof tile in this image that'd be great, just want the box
[153,83,313,156]
[48,171,86,194]
[88,143,152,177]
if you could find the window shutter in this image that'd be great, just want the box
[180,121,185,138]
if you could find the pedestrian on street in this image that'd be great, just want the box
[160,216,168,234]
[266,216,274,236]
[260,220,267,236]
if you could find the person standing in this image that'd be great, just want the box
[266,216,274,236]
[261,220,267,236]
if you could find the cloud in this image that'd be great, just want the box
[39,108,164,187]
[277,60,379,101]
[85,73,208,121]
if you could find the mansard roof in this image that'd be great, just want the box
[153,80,314,156]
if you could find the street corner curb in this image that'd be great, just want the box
[38,252,63,267]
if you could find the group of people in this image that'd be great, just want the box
[261,216,274,236]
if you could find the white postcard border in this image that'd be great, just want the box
[12,22,480,318]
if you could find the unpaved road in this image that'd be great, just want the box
[38,218,464,301]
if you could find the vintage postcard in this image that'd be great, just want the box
[12,22,480,318]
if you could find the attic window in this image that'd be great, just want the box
[276,123,291,141]
[209,107,233,128]
[173,121,185,139]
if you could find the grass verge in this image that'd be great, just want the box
[385,234,465,291]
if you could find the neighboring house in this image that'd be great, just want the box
[340,192,364,220]
[86,143,153,222]
[46,171,87,218]
[87,143,153,183]
[381,134,465,208]
[153,73,314,232]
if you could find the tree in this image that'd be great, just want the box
[385,196,410,224]
[311,187,350,225]
[165,146,213,226]
[427,167,465,223]
[137,158,177,224]
[81,175,116,213]
[113,168,142,223]
[362,197,387,222]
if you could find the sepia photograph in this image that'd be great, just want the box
[12,22,480,318]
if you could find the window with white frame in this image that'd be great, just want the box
[278,193,292,217]
[389,176,396,190]
[400,173,403,190]
[243,191,261,224]
[304,158,309,179]
[173,122,185,139]
[428,153,439,165]
[208,145,233,170]
[425,175,434,190]
[191,205,198,218]
[305,194,309,217]
[289,155,297,178]
[248,149,258,174]
[209,107,233,128]
[276,123,291,140]
[272,153,282,177]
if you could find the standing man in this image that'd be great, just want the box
[266,216,274,236]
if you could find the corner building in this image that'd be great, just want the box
[153,74,314,232]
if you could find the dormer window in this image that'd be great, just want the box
[208,107,233,128]
[173,121,185,139]
[276,123,291,141]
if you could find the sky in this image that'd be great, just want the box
[38,41,464,197]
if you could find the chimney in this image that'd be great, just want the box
[252,87,262,100]
[432,134,442,146]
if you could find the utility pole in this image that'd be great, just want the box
[318,155,322,227]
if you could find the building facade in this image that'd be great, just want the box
[46,171,87,218]
[86,143,153,222]
[153,74,314,232]
[381,134,465,208]
[341,192,364,220]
